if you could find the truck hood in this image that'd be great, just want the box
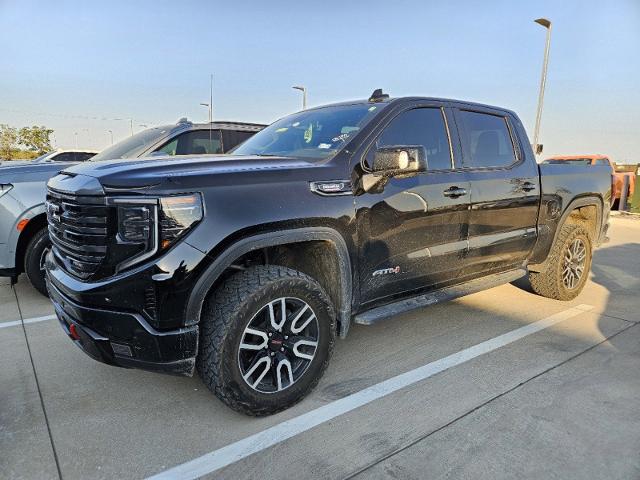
[60,154,319,189]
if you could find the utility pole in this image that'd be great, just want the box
[292,85,307,110]
[533,18,552,156]
[108,130,113,145]
[74,132,78,149]
[129,119,134,137]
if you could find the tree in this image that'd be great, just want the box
[19,125,54,154]
[0,124,19,160]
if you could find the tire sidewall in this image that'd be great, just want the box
[24,228,50,296]
[217,276,335,411]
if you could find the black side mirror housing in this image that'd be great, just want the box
[372,146,427,176]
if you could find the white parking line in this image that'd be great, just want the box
[148,303,594,480]
[0,314,56,329]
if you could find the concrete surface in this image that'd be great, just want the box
[1,216,639,480]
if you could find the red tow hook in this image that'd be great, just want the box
[69,323,81,341]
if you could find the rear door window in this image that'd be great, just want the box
[76,152,96,162]
[52,152,78,162]
[155,130,222,156]
[457,110,517,168]
[222,130,257,152]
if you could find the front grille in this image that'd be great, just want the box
[46,188,110,279]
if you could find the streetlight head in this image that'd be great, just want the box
[534,18,551,28]
[199,103,210,107]
[292,86,305,92]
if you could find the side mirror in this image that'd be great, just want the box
[372,146,427,176]
[534,144,544,155]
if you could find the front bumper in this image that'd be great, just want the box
[47,278,198,376]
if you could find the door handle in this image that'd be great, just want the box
[522,182,536,192]
[443,186,468,198]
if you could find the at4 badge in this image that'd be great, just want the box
[372,266,401,277]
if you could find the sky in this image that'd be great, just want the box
[1,0,639,162]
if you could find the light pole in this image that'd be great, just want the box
[200,74,214,123]
[200,103,212,123]
[292,85,307,110]
[108,130,113,145]
[74,132,78,149]
[533,18,552,156]
[82,128,90,147]
[129,119,134,137]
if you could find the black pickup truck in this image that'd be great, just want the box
[45,91,611,415]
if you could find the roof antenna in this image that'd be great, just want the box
[369,89,389,102]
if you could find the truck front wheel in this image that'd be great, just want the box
[529,224,592,301]
[197,265,336,416]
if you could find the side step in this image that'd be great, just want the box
[354,268,527,326]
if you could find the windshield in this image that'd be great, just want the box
[232,104,383,160]
[91,127,171,161]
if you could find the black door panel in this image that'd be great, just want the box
[354,105,471,305]
[453,108,540,275]
[357,173,471,304]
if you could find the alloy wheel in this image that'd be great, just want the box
[39,245,51,272]
[562,238,586,290]
[237,297,319,393]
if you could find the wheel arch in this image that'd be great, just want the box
[553,195,603,244]
[529,195,603,271]
[15,211,49,274]
[185,226,354,338]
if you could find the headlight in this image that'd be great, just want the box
[159,194,203,250]
[0,184,13,198]
[114,193,203,272]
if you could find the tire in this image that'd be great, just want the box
[24,228,51,297]
[529,224,592,301]
[197,265,336,416]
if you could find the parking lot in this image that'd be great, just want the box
[1,214,638,480]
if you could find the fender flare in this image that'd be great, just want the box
[530,195,604,271]
[184,226,354,337]
[553,195,604,245]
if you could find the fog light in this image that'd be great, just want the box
[110,342,133,357]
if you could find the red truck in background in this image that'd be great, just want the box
[543,155,636,209]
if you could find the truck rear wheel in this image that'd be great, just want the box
[197,265,336,416]
[24,227,51,297]
[529,224,592,301]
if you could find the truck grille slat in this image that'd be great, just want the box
[47,188,110,279]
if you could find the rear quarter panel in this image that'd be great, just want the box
[529,163,612,265]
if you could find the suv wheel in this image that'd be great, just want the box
[24,227,51,297]
[529,223,592,301]
[197,265,336,416]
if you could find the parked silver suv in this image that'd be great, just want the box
[0,119,264,295]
